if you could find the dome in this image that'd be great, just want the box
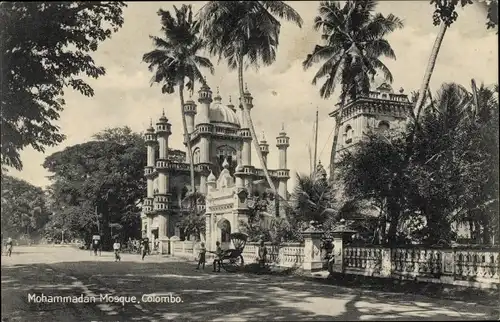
[209,101,240,127]
[207,171,216,182]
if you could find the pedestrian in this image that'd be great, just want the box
[113,239,121,262]
[196,242,206,270]
[6,237,13,257]
[257,240,267,269]
[141,237,149,260]
[92,238,100,256]
[212,241,223,272]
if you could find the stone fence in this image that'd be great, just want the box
[339,245,499,289]
[166,230,499,290]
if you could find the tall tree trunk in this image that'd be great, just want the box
[237,55,280,199]
[404,23,448,170]
[413,22,448,124]
[178,82,196,193]
[471,79,479,119]
[329,95,348,180]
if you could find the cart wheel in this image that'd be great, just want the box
[222,255,245,273]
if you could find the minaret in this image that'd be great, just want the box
[240,84,253,166]
[143,120,156,238]
[227,95,236,112]
[197,81,213,194]
[276,123,290,201]
[183,96,197,134]
[155,110,172,238]
[183,97,197,163]
[259,131,269,166]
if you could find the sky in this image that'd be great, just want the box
[8,1,498,189]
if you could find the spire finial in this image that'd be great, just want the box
[222,157,229,169]
[229,95,232,103]
[261,131,266,141]
[150,118,153,127]
[216,86,219,95]
[245,83,248,91]
[162,109,165,117]
[282,123,285,131]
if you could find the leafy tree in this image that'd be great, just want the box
[93,126,144,146]
[339,82,499,245]
[485,0,499,30]
[143,5,214,193]
[198,1,303,199]
[1,174,50,240]
[43,127,146,248]
[1,2,126,170]
[303,0,403,179]
[339,131,410,245]
[179,191,206,240]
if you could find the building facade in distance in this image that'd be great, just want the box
[141,83,290,244]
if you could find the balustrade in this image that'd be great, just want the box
[454,249,499,283]
[345,247,383,274]
[166,236,498,289]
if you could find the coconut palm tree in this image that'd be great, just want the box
[143,5,214,193]
[303,0,403,179]
[291,164,340,227]
[197,1,303,200]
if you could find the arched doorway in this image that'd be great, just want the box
[218,219,231,249]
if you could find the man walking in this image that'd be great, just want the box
[141,237,150,260]
[6,237,13,257]
[113,239,121,262]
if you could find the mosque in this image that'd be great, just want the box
[140,83,290,243]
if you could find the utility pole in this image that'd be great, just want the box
[95,205,100,235]
[313,107,319,170]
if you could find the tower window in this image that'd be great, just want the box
[193,148,200,164]
[344,125,353,144]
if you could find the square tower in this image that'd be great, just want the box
[329,83,413,155]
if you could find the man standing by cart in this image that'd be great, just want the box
[141,236,149,260]
[92,235,101,256]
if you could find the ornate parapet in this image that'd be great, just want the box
[142,197,154,215]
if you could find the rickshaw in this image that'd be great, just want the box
[212,232,248,273]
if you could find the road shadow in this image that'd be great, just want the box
[2,259,497,322]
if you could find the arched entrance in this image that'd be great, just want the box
[218,219,231,249]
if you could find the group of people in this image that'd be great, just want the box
[91,237,152,261]
[88,235,269,269]
[196,240,268,272]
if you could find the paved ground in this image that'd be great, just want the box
[1,246,498,321]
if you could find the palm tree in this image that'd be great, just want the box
[412,82,499,244]
[412,0,492,128]
[198,1,303,200]
[143,5,214,193]
[303,0,403,179]
[291,164,340,227]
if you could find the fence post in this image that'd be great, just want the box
[159,237,170,255]
[329,224,357,274]
[440,248,455,284]
[170,236,180,256]
[301,226,324,273]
